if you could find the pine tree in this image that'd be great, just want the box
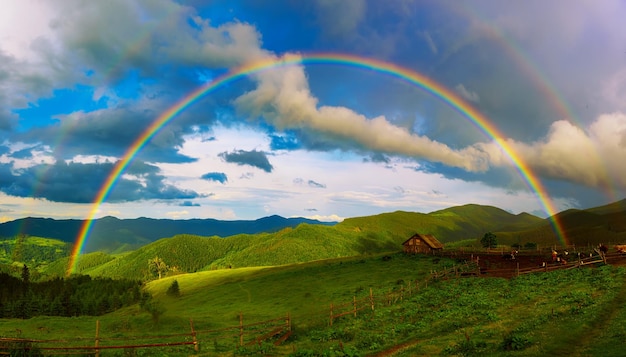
[21,264,30,285]
[166,280,180,297]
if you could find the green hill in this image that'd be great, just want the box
[337,205,544,244]
[62,205,544,280]
[0,235,70,267]
[2,252,625,356]
[10,199,626,279]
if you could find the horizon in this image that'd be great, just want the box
[7,197,626,225]
[2,1,626,224]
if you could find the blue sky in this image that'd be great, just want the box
[1,0,626,222]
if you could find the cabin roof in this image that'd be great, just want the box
[402,233,443,249]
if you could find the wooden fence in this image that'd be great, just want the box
[3,251,624,355]
[432,251,621,279]
[329,280,428,326]
[0,312,291,356]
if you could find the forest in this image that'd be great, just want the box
[0,265,143,319]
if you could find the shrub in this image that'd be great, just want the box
[524,242,537,249]
[166,280,180,297]
[502,332,532,351]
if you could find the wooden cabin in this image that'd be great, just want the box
[402,233,443,254]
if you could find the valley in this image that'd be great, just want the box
[1,200,625,356]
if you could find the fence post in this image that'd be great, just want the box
[329,303,334,326]
[516,262,520,277]
[95,320,100,357]
[369,288,374,311]
[407,280,412,297]
[353,296,357,317]
[239,312,244,347]
[190,318,199,352]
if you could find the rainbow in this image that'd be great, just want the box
[449,3,616,201]
[66,53,567,275]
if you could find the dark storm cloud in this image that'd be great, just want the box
[0,160,203,203]
[218,150,273,172]
[19,106,198,164]
[179,200,201,207]
[364,153,390,164]
[201,172,228,183]
[308,180,326,189]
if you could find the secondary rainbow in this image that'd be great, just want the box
[66,53,567,275]
[449,3,616,201]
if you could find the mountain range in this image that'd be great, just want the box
[0,215,335,253]
[1,199,625,280]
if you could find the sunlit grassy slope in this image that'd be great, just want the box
[0,235,70,266]
[37,201,625,279]
[3,252,626,357]
[69,205,542,280]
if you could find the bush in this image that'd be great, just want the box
[166,280,180,297]
[502,332,532,351]
[524,242,537,249]
[480,232,497,248]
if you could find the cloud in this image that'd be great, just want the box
[480,112,626,189]
[201,172,228,183]
[8,147,35,159]
[179,200,200,207]
[218,149,273,172]
[235,55,491,172]
[420,31,438,54]
[166,210,189,219]
[363,153,390,164]
[303,214,343,222]
[455,84,479,103]
[0,160,203,203]
[308,180,326,189]
[20,104,198,163]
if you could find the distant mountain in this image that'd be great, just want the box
[5,199,626,279]
[0,215,336,253]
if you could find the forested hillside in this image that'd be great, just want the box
[0,215,336,253]
[3,200,625,281]
[0,235,70,266]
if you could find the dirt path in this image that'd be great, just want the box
[367,339,420,357]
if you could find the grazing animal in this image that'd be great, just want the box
[615,245,626,253]
[598,244,609,254]
[502,253,515,260]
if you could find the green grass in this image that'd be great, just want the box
[0,236,70,272]
[42,206,549,281]
[3,252,625,356]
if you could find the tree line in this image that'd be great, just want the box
[0,265,144,319]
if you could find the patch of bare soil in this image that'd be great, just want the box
[367,339,420,357]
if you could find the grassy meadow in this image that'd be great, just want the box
[2,251,626,356]
[2,202,626,355]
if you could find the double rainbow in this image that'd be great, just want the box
[66,53,566,275]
